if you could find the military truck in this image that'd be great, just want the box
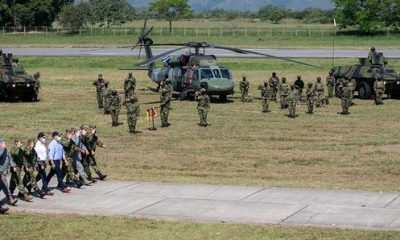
[0,50,40,101]
[331,52,400,99]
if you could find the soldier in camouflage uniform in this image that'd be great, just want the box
[314,77,325,107]
[93,73,107,109]
[326,70,335,98]
[159,84,172,128]
[260,82,272,113]
[102,81,111,114]
[109,90,121,127]
[374,76,385,105]
[196,88,210,127]
[0,138,18,213]
[22,139,45,198]
[124,97,141,134]
[336,77,345,98]
[79,126,96,182]
[61,128,83,188]
[339,80,351,115]
[164,79,173,97]
[269,72,280,102]
[279,77,289,109]
[294,75,304,101]
[287,85,297,118]
[239,76,250,101]
[306,82,315,114]
[348,78,356,105]
[9,139,33,201]
[86,126,108,179]
[124,72,136,99]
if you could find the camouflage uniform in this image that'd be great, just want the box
[239,76,250,101]
[314,77,325,107]
[336,78,345,98]
[278,78,289,109]
[9,143,31,200]
[294,75,304,101]
[93,74,106,109]
[326,72,335,98]
[261,82,272,113]
[374,77,385,105]
[0,144,18,207]
[197,89,210,127]
[124,97,140,133]
[109,90,121,127]
[102,83,112,114]
[287,86,297,118]
[269,73,280,102]
[61,132,81,187]
[124,73,136,99]
[160,88,171,127]
[340,81,351,115]
[348,79,356,105]
[22,142,45,198]
[306,83,315,114]
[87,127,107,179]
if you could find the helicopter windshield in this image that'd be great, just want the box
[212,69,221,78]
[200,69,214,80]
[220,69,232,80]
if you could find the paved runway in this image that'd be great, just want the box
[2,48,400,58]
[5,180,400,230]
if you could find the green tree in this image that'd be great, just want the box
[11,4,34,27]
[90,0,135,27]
[58,2,91,33]
[270,9,286,24]
[149,0,192,32]
[258,5,287,23]
[333,0,400,33]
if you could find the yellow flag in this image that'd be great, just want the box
[333,18,337,27]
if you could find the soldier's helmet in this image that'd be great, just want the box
[272,72,276,76]
[329,69,333,75]
[264,81,268,86]
[282,77,286,83]
[371,47,376,51]
[128,72,132,77]
[242,75,246,80]
[297,75,301,79]
[98,73,103,78]
[200,88,206,93]
[33,72,40,78]
[317,77,321,82]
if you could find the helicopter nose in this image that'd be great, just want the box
[205,78,234,93]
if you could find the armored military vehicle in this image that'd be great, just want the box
[0,50,40,101]
[331,52,400,99]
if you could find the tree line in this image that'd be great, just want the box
[1,0,399,34]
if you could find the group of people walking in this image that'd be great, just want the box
[0,125,107,214]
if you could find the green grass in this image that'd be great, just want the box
[1,212,399,240]
[1,56,400,192]
[1,19,399,48]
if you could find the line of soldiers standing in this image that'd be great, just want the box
[93,73,211,132]
[240,72,358,118]
[0,126,107,214]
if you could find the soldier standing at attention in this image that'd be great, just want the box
[159,86,172,128]
[124,97,141,134]
[260,82,272,113]
[86,126,108,179]
[278,77,289,109]
[164,78,173,97]
[124,72,136,99]
[93,73,106,109]
[336,77,345,98]
[239,76,250,101]
[368,47,378,64]
[269,72,280,102]
[23,139,45,198]
[196,88,210,127]
[374,76,385,105]
[294,75,304,101]
[0,138,18,212]
[314,77,325,107]
[326,70,335,98]
[339,80,351,115]
[10,139,33,201]
[348,78,357,105]
[306,82,315,114]
[102,81,111,114]
[287,85,297,118]
[109,90,121,127]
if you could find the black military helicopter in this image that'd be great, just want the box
[125,21,320,100]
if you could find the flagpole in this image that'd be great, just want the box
[332,19,337,67]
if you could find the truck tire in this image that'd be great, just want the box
[358,81,372,99]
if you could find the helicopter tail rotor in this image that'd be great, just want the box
[132,19,154,59]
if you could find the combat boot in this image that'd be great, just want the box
[74,179,83,189]
[0,206,9,214]
[37,190,45,199]
[23,193,33,202]
[96,171,107,181]
[8,197,18,206]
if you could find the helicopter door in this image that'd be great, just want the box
[171,67,182,91]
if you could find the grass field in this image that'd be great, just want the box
[1,212,399,240]
[1,19,400,48]
[1,56,400,192]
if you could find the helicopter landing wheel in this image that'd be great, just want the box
[219,95,227,101]
[179,92,186,101]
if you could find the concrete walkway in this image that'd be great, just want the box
[3,180,400,230]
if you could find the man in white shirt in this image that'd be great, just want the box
[34,132,54,196]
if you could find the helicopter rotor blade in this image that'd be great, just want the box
[211,45,321,69]
[142,26,154,39]
[137,47,187,66]
[138,45,143,59]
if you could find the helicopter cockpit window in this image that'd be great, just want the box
[212,69,221,78]
[200,69,214,80]
[220,69,232,80]
[385,69,395,74]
